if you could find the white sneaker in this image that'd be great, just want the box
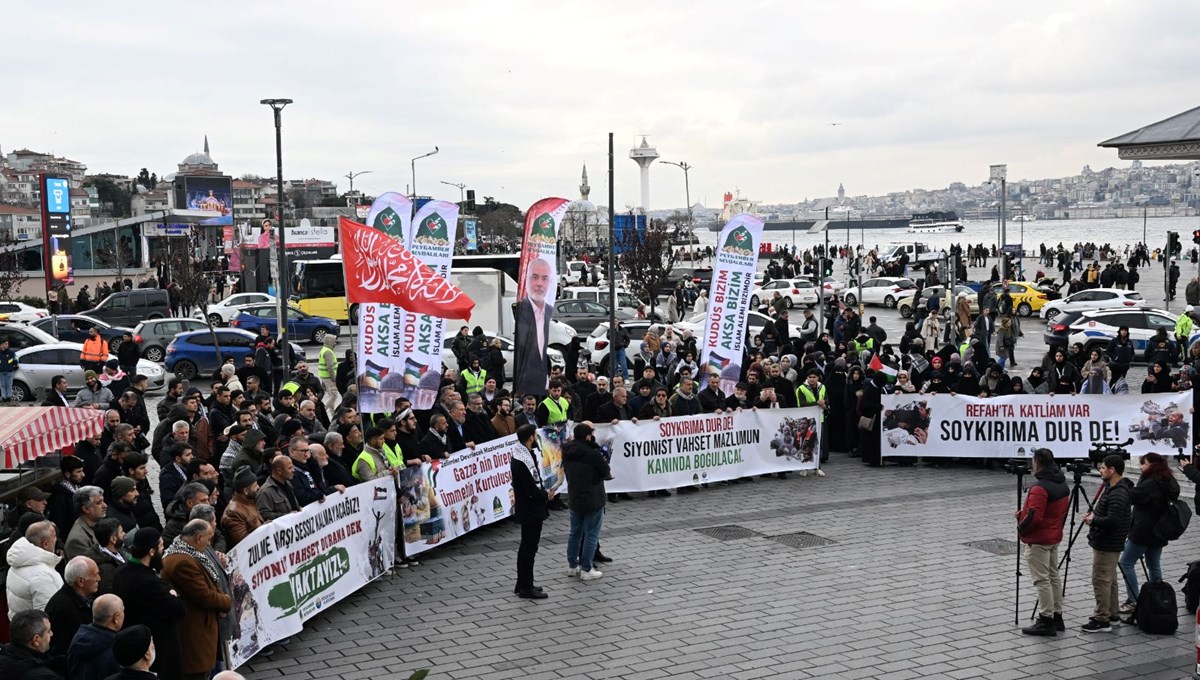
[565,567,580,577]
[798,470,808,477]
[815,469,826,477]
[580,569,603,582]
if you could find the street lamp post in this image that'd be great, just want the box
[260,97,293,377]
[657,159,696,253]
[990,164,1008,281]
[440,180,467,211]
[410,147,439,199]
[345,170,372,196]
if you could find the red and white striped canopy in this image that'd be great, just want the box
[0,407,106,468]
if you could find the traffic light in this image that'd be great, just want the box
[1168,232,1180,258]
[822,258,833,277]
[465,189,476,213]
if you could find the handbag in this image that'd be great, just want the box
[858,415,876,431]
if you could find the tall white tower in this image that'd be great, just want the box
[629,136,659,214]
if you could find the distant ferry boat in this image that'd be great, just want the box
[906,211,964,233]
[703,191,912,232]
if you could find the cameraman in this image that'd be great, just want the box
[1081,455,1133,632]
[1014,448,1069,636]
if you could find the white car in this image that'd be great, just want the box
[560,286,642,315]
[1055,308,1180,357]
[820,276,845,299]
[0,301,49,323]
[1039,288,1146,321]
[440,331,565,373]
[10,342,165,402]
[586,320,656,372]
[197,292,277,326]
[750,279,820,309]
[842,277,916,308]
[678,310,804,342]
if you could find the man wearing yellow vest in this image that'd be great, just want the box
[317,335,340,413]
[79,327,109,373]
[535,381,570,427]
[458,357,488,397]
[353,420,419,567]
[795,369,830,475]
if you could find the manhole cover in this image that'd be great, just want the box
[965,539,1020,556]
[766,531,836,548]
[694,525,760,541]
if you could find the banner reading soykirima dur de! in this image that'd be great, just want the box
[700,213,765,395]
[594,407,822,492]
[226,482,396,669]
[880,391,1193,458]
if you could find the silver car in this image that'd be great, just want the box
[441,331,565,376]
[132,318,211,363]
[11,341,166,402]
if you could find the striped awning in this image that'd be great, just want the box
[0,407,106,468]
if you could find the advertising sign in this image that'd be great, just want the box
[284,219,337,264]
[464,218,478,251]
[177,176,234,225]
[40,175,73,286]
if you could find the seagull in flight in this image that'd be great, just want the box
[828,122,842,126]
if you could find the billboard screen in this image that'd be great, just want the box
[176,176,234,226]
[41,175,73,287]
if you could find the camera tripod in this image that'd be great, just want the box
[1011,463,1027,626]
[1028,462,1097,620]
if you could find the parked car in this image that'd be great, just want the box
[197,292,277,326]
[1039,288,1145,321]
[31,315,132,352]
[841,277,915,308]
[0,301,49,323]
[678,310,803,341]
[750,279,820,309]
[440,331,564,374]
[1042,307,1185,356]
[131,317,211,363]
[897,285,979,319]
[230,304,340,344]
[82,288,172,326]
[0,322,59,350]
[820,276,845,299]
[980,281,1051,317]
[165,328,306,381]
[552,300,635,333]
[10,342,165,402]
[560,286,644,315]
[587,320,655,373]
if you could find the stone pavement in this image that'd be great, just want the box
[242,457,1197,680]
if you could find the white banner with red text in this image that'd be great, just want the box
[226,482,397,669]
[880,391,1192,458]
[594,407,822,492]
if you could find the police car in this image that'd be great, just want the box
[1042,307,1196,357]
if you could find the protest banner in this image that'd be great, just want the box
[400,200,460,410]
[699,213,765,394]
[357,191,412,413]
[226,482,396,668]
[513,197,570,397]
[880,391,1193,458]
[594,407,822,492]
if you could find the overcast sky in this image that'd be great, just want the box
[5,1,1197,211]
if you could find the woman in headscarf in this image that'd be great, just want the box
[1081,348,1110,384]
[891,369,917,395]
[899,322,919,356]
[955,293,972,341]
[1048,348,1082,394]
[995,316,1017,368]
[1141,361,1171,394]
[957,364,981,397]
[858,370,886,468]
[844,365,867,458]
[825,358,849,454]
[1026,366,1050,394]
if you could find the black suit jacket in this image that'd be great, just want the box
[510,455,548,525]
[512,297,551,396]
[112,561,185,679]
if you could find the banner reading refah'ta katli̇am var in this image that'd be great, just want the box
[880,391,1192,458]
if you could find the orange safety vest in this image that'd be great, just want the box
[81,337,108,363]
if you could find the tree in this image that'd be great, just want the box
[477,198,523,245]
[618,215,682,321]
[85,176,132,217]
[0,234,29,302]
[169,229,223,364]
[135,168,158,189]
[94,230,137,284]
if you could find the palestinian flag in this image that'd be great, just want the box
[868,353,898,382]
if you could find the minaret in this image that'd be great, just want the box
[580,164,591,201]
[204,135,210,155]
[629,136,659,214]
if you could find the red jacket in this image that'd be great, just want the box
[1017,465,1069,545]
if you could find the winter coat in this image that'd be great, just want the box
[63,518,98,563]
[1128,475,1181,548]
[510,453,549,525]
[67,623,119,680]
[221,490,264,549]
[161,552,232,675]
[0,643,60,680]
[86,546,123,596]
[256,476,301,521]
[44,583,92,658]
[1017,464,1069,545]
[112,561,185,680]
[562,439,609,515]
[6,537,63,618]
[1087,477,1134,553]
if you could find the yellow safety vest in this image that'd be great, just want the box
[541,396,568,424]
[318,346,338,379]
[280,380,300,396]
[381,441,405,468]
[352,451,378,481]
[463,369,487,395]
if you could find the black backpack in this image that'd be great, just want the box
[1155,499,1192,542]
[1178,561,1200,614]
[1134,579,1179,635]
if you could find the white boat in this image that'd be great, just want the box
[907,211,963,233]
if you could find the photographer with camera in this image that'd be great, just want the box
[1014,448,1069,636]
[1080,455,1133,632]
[1116,452,1181,616]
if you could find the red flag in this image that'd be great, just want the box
[338,217,475,320]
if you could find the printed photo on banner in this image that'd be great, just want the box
[769,415,820,463]
[882,398,933,449]
[402,201,460,410]
[512,198,569,397]
[1129,396,1190,450]
[535,425,566,492]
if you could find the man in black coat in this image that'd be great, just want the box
[45,555,100,659]
[1081,454,1133,632]
[0,610,59,680]
[510,424,555,599]
[111,528,185,680]
[562,423,610,580]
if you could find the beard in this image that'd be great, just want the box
[149,552,164,572]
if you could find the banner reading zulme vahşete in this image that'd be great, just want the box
[512,198,570,397]
[225,482,396,669]
[357,192,412,413]
[880,391,1193,458]
[400,200,460,410]
[699,213,765,395]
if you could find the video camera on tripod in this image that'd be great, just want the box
[1087,438,1133,466]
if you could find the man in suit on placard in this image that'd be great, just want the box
[513,257,553,397]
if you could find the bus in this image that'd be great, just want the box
[292,253,521,323]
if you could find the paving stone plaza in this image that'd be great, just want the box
[243,459,1195,679]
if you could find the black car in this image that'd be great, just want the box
[32,314,133,352]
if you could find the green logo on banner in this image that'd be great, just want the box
[529,213,557,244]
[267,547,351,618]
[373,207,404,239]
[414,213,450,245]
[722,225,754,256]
